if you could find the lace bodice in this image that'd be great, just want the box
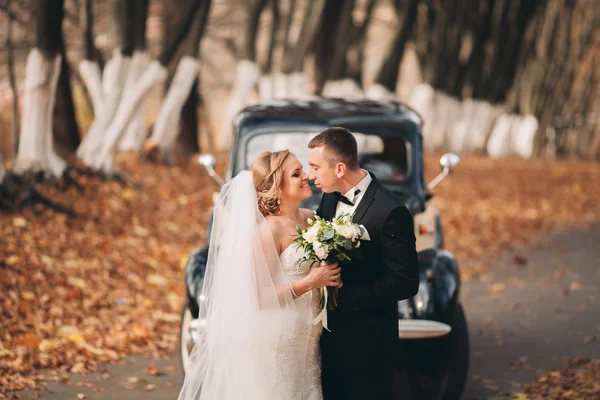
[270,242,323,400]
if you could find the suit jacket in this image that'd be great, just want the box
[317,172,419,368]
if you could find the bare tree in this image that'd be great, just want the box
[117,0,151,152]
[221,0,268,146]
[505,0,600,158]
[368,0,417,100]
[13,0,67,178]
[78,0,205,173]
[5,0,20,156]
[313,0,355,94]
[147,0,212,163]
[53,32,81,153]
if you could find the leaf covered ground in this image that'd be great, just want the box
[1,152,599,395]
[513,358,600,399]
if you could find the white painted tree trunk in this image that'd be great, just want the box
[77,49,131,164]
[273,74,288,98]
[287,72,308,98]
[13,49,66,177]
[78,59,103,113]
[148,56,200,156]
[220,60,261,149]
[408,83,435,122]
[425,92,461,151]
[258,75,274,100]
[366,83,396,102]
[90,60,168,172]
[322,78,365,99]
[461,101,504,153]
[487,114,516,158]
[447,100,504,154]
[117,50,151,152]
[487,113,539,158]
[512,115,538,158]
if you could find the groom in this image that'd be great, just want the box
[308,127,419,400]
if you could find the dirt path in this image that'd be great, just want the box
[12,224,600,400]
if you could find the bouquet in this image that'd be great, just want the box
[295,213,370,311]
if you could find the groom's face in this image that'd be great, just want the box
[308,146,339,193]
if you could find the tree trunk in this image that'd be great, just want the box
[221,0,270,148]
[6,0,19,157]
[117,0,150,152]
[78,0,103,114]
[281,0,296,68]
[77,0,134,165]
[281,0,328,74]
[177,80,201,155]
[53,40,81,153]
[505,0,600,159]
[148,0,211,163]
[13,0,67,178]
[369,0,418,97]
[313,0,347,94]
[81,0,203,172]
[264,0,280,74]
[346,0,377,88]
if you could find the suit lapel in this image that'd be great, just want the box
[319,192,338,221]
[352,172,379,224]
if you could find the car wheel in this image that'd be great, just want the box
[442,303,469,400]
[179,298,194,375]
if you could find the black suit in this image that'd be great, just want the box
[318,173,419,400]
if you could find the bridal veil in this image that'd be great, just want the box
[178,171,310,400]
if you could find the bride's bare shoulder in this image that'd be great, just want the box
[264,215,285,242]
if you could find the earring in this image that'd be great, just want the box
[276,199,281,205]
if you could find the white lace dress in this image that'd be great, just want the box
[271,242,324,400]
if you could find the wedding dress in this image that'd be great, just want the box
[272,242,323,400]
[178,171,323,400]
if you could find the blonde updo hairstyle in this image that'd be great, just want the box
[252,150,291,216]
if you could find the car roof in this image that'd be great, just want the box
[234,97,423,132]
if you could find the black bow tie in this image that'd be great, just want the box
[338,189,361,206]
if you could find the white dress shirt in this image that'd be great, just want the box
[335,170,373,218]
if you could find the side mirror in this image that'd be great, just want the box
[439,153,460,171]
[427,152,460,190]
[197,153,224,186]
[198,154,217,169]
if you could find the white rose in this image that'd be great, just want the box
[313,242,329,260]
[334,224,352,239]
[303,226,320,243]
[350,225,362,239]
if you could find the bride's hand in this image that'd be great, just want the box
[306,262,341,288]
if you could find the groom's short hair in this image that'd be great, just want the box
[309,127,359,170]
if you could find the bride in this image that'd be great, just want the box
[178,150,342,400]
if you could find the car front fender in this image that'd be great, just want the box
[398,248,460,325]
[184,245,209,317]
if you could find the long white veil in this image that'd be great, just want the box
[178,171,305,400]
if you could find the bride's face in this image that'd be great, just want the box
[280,156,312,202]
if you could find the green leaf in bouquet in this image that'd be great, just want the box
[323,228,334,240]
[296,226,303,235]
[334,235,347,245]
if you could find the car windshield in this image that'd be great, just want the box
[244,131,411,183]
